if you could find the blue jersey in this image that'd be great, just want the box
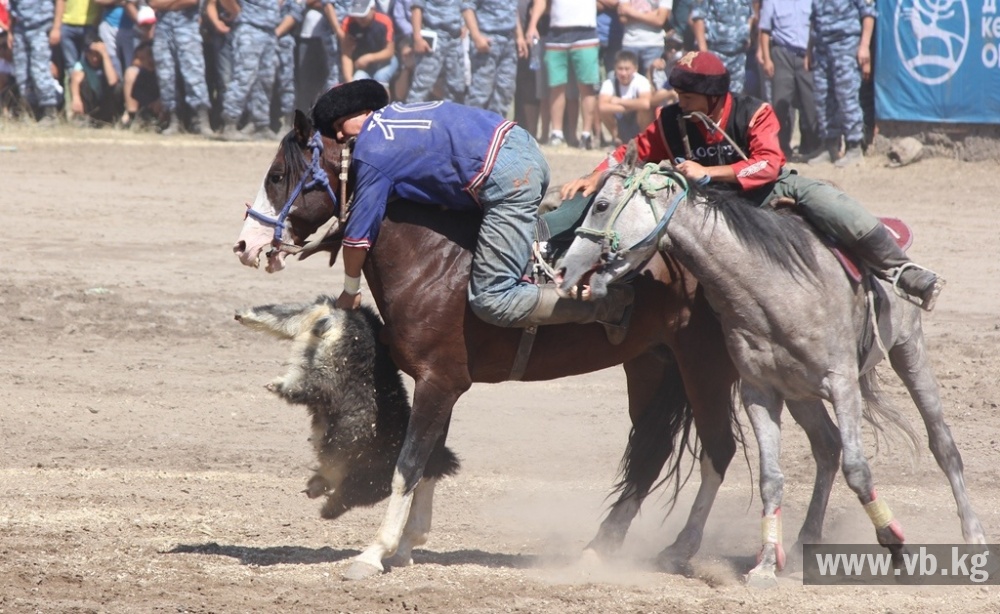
[344,101,515,249]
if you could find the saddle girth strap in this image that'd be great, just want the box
[509,326,538,381]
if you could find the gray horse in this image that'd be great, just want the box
[558,147,986,586]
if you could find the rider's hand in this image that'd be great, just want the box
[336,290,362,310]
[675,159,709,183]
[560,173,601,200]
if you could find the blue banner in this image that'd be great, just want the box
[876,0,1000,123]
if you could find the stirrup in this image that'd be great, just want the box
[886,262,945,312]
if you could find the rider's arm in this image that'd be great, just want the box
[728,103,784,190]
[338,161,393,308]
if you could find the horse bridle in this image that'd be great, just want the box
[574,163,689,263]
[245,131,342,252]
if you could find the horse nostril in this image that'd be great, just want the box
[233,241,247,255]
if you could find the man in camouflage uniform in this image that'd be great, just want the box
[219,0,279,140]
[9,0,61,124]
[690,0,753,94]
[150,0,212,135]
[267,0,303,133]
[461,0,520,117]
[807,0,875,168]
[407,0,466,103]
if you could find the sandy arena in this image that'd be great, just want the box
[2,125,999,613]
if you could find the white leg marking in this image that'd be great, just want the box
[348,469,414,577]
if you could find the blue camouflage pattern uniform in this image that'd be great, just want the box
[223,0,280,128]
[406,0,465,102]
[154,6,211,113]
[690,0,752,93]
[265,0,304,119]
[810,0,875,144]
[10,0,60,108]
[323,0,348,89]
[461,0,517,116]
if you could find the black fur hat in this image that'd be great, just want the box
[311,80,389,138]
[668,51,730,97]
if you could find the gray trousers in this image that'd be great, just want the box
[765,169,880,244]
[468,126,551,327]
[769,44,819,156]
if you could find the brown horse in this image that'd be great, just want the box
[232,110,739,580]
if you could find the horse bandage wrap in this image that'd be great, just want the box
[864,497,894,529]
[761,511,782,545]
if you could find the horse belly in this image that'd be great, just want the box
[725,330,830,401]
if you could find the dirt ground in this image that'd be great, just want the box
[2,124,1000,614]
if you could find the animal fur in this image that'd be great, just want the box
[236,296,460,519]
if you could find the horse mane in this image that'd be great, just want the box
[281,132,309,175]
[690,184,822,283]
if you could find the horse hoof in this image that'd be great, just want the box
[745,567,779,589]
[383,553,414,568]
[342,560,382,581]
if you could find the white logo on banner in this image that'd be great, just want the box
[894,0,970,85]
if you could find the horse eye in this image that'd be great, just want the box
[594,200,609,213]
[269,173,284,184]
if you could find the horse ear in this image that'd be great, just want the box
[293,109,313,145]
[624,140,639,171]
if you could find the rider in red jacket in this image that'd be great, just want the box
[562,51,944,311]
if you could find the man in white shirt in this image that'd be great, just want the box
[597,49,651,144]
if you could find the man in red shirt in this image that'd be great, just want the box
[560,51,944,311]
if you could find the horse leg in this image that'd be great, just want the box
[785,399,841,549]
[829,378,907,562]
[584,351,674,560]
[742,384,787,588]
[344,379,464,580]
[384,477,438,568]
[888,332,986,544]
[656,304,737,571]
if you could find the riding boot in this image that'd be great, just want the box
[852,224,945,311]
[517,284,635,345]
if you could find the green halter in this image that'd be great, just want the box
[575,163,689,258]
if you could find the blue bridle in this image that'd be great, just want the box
[245,131,340,247]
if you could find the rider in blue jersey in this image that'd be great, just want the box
[311,79,633,343]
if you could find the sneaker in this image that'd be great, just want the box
[834,145,864,168]
[548,132,565,147]
[580,134,593,150]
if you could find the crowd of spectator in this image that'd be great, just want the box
[0,0,876,162]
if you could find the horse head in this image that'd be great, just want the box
[233,109,348,273]
[559,141,688,298]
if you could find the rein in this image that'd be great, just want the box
[245,131,341,249]
[574,163,689,261]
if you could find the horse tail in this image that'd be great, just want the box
[860,368,920,460]
[610,351,696,514]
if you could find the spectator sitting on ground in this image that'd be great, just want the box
[69,30,122,126]
[598,49,651,145]
[121,39,160,128]
[341,0,397,88]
